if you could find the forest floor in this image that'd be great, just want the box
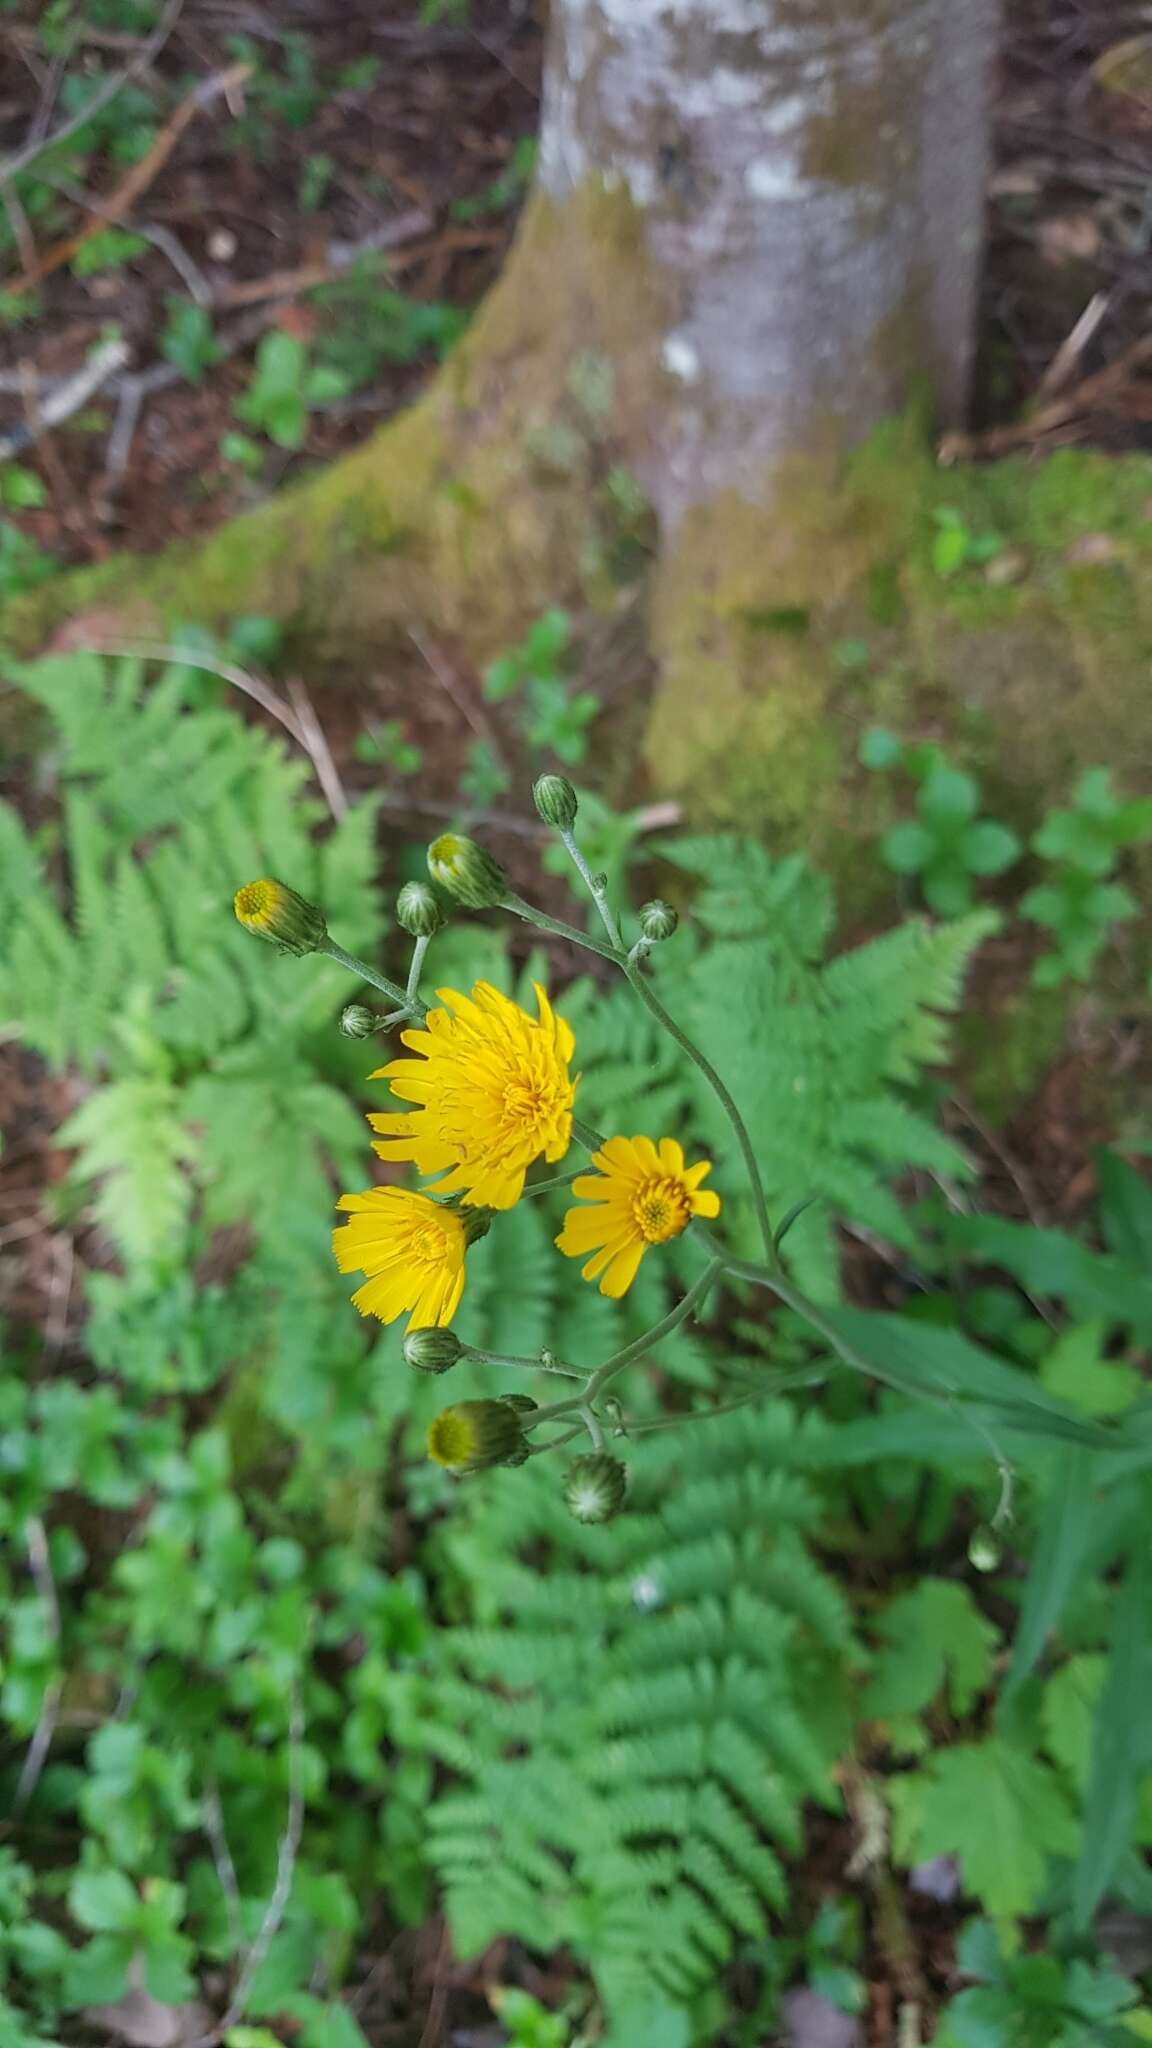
[0,0,1151,578]
[1,3,1151,2044]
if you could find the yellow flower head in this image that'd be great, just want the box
[556,1135,721,1298]
[368,981,577,1210]
[233,878,326,955]
[332,1186,467,1330]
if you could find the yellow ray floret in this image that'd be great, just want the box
[332,1186,467,1330]
[555,1135,721,1298]
[368,981,577,1210]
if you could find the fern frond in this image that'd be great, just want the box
[422,1407,856,2002]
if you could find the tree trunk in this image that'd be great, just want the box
[538,0,1000,528]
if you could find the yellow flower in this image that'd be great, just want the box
[368,981,577,1210]
[332,1186,467,1329]
[556,1135,721,1298]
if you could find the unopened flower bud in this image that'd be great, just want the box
[533,774,578,831]
[403,1328,464,1375]
[967,1525,1002,1574]
[234,878,327,956]
[396,880,445,939]
[426,1398,527,1473]
[340,1004,377,1039]
[564,1453,627,1524]
[427,834,506,910]
[639,900,678,943]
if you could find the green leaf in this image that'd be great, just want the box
[69,1868,138,1933]
[1004,1448,1099,1696]
[1096,1152,1152,1271]
[859,725,903,769]
[63,1932,135,2006]
[862,1579,998,1720]
[961,821,1020,877]
[890,1738,1078,1917]
[919,765,979,828]
[817,1307,1121,1447]
[1073,1543,1152,1929]
[1040,1323,1141,1417]
[1042,1655,1107,1791]
[0,463,47,509]
[933,522,970,578]
[882,820,932,874]
[922,860,974,917]
[71,229,148,275]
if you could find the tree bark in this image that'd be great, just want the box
[539,0,1000,527]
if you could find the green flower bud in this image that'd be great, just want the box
[233,878,327,956]
[427,834,506,911]
[639,899,678,943]
[427,1398,527,1473]
[339,1004,377,1039]
[533,774,578,831]
[396,880,445,939]
[564,1453,628,1524]
[967,1525,1002,1573]
[403,1328,464,1375]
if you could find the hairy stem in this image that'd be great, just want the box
[320,940,415,1016]
[528,1260,723,1427]
[502,891,625,965]
[622,960,777,1264]
[406,934,430,1006]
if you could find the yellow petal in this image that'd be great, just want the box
[599,1238,647,1298]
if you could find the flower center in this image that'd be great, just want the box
[632,1175,691,1245]
[427,1411,473,1467]
[411,1220,451,1266]
[501,1075,559,1140]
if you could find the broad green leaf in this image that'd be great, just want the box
[1096,1151,1152,1271]
[862,1579,998,1719]
[940,1215,1152,1341]
[919,764,978,828]
[882,820,932,874]
[1040,1323,1141,1417]
[68,1868,138,1933]
[816,1307,1121,1447]
[1041,1655,1107,1790]
[890,1738,1078,1918]
[961,821,1020,877]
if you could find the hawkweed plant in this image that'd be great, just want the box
[235,776,1018,1529]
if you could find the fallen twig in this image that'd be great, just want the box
[1035,289,1110,401]
[72,639,347,824]
[940,328,1152,462]
[286,677,349,822]
[212,208,431,308]
[102,302,281,484]
[0,60,250,294]
[12,1517,62,1815]
[0,335,131,461]
[409,625,510,770]
[0,0,185,189]
[193,1690,305,2046]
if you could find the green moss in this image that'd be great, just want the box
[0,178,666,668]
[645,420,1152,1115]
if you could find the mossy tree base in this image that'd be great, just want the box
[3,193,1150,1122]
